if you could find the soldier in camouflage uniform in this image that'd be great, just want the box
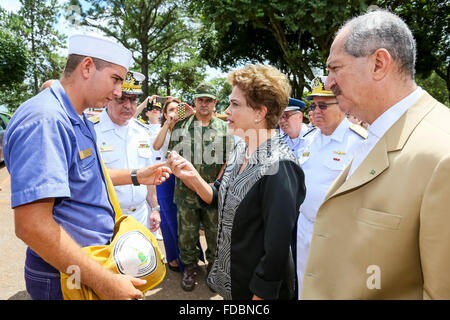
[168,83,234,291]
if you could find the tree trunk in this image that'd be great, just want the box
[166,73,171,96]
[30,3,38,95]
[435,66,450,107]
[141,42,149,98]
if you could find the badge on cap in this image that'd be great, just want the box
[305,76,335,100]
[122,71,145,95]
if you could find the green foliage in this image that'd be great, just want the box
[417,71,450,107]
[189,0,369,97]
[16,0,67,94]
[208,77,232,113]
[0,28,29,89]
[0,82,33,113]
[144,32,208,102]
[73,0,201,98]
[377,0,450,105]
[0,2,65,112]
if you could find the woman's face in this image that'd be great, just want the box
[164,101,178,119]
[225,86,262,137]
[146,108,161,124]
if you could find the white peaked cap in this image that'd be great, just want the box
[68,33,133,70]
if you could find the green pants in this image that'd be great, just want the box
[177,204,218,266]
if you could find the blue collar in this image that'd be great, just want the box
[49,80,84,125]
[50,80,96,142]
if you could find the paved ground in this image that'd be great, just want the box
[0,163,222,300]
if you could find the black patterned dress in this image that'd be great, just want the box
[205,133,306,300]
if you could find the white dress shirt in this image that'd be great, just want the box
[296,117,366,298]
[347,87,423,178]
[281,124,310,158]
[94,110,154,228]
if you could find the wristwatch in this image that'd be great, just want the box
[151,205,160,212]
[131,169,140,186]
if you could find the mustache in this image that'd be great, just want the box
[331,84,341,96]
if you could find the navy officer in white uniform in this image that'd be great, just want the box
[279,97,309,158]
[296,76,368,298]
[91,71,161,233]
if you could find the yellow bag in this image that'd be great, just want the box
[60,157,166,299]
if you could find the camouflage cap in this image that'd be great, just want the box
[194,83,217,100]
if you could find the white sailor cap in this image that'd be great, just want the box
[284,97,305,111]
[68,33,133,70]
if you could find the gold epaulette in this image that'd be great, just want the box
[88,115,100,124]
[349,123,368,139]
[133,118,150,129]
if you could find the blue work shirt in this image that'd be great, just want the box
[4,81,115,247]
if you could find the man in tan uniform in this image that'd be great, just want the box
[301,10,450,299]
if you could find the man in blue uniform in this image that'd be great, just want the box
[279,97,309,158]
[92,71,161,234]
[3,33,170,300]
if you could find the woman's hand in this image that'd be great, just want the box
[183,103,195,118]
[166,111,179,129]
[167,151,214,204]
[166,151,198,181]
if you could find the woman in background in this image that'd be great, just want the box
[153,98,183,272]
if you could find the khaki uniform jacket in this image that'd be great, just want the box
[301,91,450,299]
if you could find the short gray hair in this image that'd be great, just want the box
[340,10,416,79]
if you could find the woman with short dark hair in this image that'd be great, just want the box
[168,64,306,300]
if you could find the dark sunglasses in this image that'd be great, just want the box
[115,95,139,104]
[309,101,338,111]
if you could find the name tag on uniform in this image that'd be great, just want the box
[333,151,346,155]
[79,148,92,160]
[99,146,114,152]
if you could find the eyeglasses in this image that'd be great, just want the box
[280,111,300,120]
[115,95,139,104]
[309,101,338,111]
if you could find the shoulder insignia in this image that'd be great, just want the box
[303,127,317,138]
[88,115,100,124]
[133,118,150,129]
[349,123,368,139]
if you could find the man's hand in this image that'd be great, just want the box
[137,162,172,185]
[96,274,147,300]
[14,198,148,300]
[149,210,161,232]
